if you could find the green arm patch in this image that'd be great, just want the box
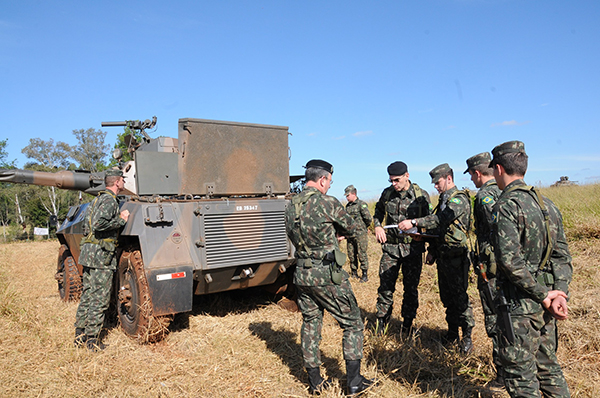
[450,198,461,204]
[362,204,368,208]
[482,196,495,204]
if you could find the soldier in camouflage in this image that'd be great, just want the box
[74,168,129,351]
[398,163,475,353]
[490,141,571,398]
[373,161,431,335]
[285,159,374,396]
[465,152,504,384]
[344,184,373,282]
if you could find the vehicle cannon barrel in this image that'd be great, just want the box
[0,168,106,195]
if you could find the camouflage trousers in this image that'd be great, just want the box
[376,250,423,322]
[74,266,114,337]
[477,273,502,372]
[296,279,364,369]
[436,252,475,330]
[347,233,369,272]
[498,311,570,398]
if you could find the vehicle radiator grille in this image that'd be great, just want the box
[204,211,288,268]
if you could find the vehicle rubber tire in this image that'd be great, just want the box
[56,244,83,302]
[116,247,172,343]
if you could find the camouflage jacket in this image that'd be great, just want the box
[286,187,359,286]
[373,182,431,257]
[345,198,372,234]
[473,179,501,275]
[79,190,127,270]
[492,179,572,315]
[416,186,471,257]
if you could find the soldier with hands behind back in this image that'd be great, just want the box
[285,159,374,396]
[465,152,504,384]
[74,169,129,351]
[344,184,373,282]
[490,141,572,398]
[372,161,431,335]
[398,163,475,353]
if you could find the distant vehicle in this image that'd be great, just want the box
[551,176,578,187]
[0,117,296,342]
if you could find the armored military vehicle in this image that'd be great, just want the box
[0,117,296,342]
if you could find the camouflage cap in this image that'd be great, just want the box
[489,141,526,167]
[105,168,124,178]
[464,152,492,174]
[304,159,334,174]
[344,184,356,196]
[387,161,408,176]
[429,163,452,183]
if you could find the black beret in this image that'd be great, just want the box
[304,159,334,174]
[387,161,408,176]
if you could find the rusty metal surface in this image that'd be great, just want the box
[178,118,289,196]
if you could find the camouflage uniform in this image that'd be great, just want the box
[417,185,475,336]
[285,186,364,369]
[345,197,372,276]
[74,189,126,338]
[373,183,431,327]
[473,179,502,371]
[493,178,572,398]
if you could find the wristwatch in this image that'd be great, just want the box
[411,219,417,227]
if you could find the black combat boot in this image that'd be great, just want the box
[351,270,359,279]
[306,367,333,395]
[74,328,87,348]
[359,271,368,283]
[441,325,460,345]
[346,360,375,396]
[401,318,413,336]
[86,337,107,352]
[460,326,473,354]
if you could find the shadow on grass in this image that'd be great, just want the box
[248,321,344,389]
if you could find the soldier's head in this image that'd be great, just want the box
[104,169,125,193]
[387,161,410,192]
[464,152,494,189]
[489,141,528,189]
[429,163,454,194]
[304,159,333,194]
[344,184,357,202]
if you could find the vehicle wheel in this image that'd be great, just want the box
[116,247,172,343]
[56,244,82,302]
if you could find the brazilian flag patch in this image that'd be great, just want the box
[482,196,494,204]
[450,198,461,204]
[362,204,368,208]
[492,212,498,223]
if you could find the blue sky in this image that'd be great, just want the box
[2,1,599,200]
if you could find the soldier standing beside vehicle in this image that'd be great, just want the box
[465,152,504,384]
[344,184,373,282]
[490,141,571,398]
[398,163,475,353]
[372,161,431,335]
[74,169,129,351]
[286,159,374,396]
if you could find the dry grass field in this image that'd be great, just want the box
[1,235,598,398]
[1,183,599,397]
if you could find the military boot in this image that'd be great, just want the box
[351,270,359,279]
[306,367,333,395]
[460,326,473,354]
[86,337,107,352]
[401,318,413,336]
[441,325,459,345]
[74,328,87,348]
[346,360,375,396]
[359,271,368,283]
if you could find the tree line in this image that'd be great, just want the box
[0,126,140,241]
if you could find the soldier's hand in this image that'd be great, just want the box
[397,219,413,231]
[120,209,130,222]
[543,291,569,320]
[375,226,386,243]
[337,235,346,242]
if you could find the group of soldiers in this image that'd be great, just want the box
[286,141,572,397]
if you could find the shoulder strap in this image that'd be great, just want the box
[504,184,553,270]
